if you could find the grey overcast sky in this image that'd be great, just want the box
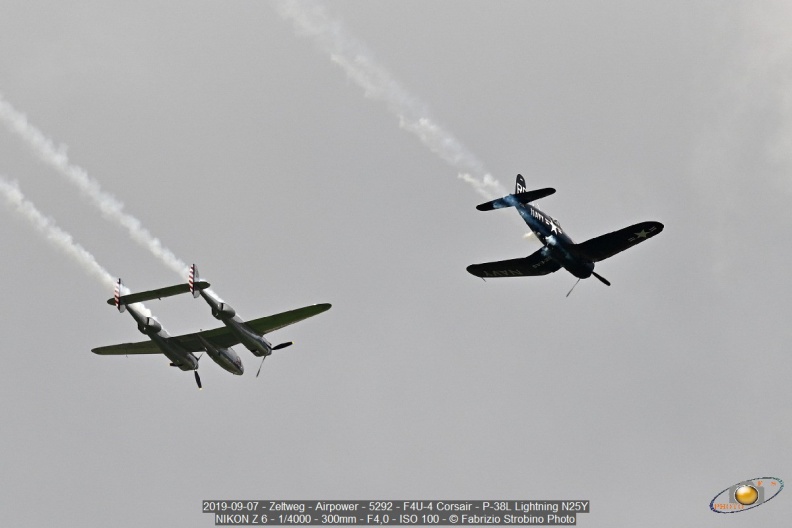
[1,1,790,526]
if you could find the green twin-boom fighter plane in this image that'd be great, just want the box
[92,265,331,389]
[467,174,663,295]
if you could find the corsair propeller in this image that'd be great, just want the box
[592,272,611,286]
[566,278,581,298]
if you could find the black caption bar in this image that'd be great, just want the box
[202,500,590,525]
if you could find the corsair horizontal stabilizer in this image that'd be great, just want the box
[106,281,210,306]
[476,188,556,211]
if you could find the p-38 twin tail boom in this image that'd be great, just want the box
[467,175,663,293]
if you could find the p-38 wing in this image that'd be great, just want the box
[92,303,331,355]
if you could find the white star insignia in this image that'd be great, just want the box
[634,229,649,239]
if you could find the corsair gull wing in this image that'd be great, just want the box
[467,249,562,278]
[573,221,664,262]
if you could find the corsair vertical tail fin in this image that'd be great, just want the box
[516,174,527,194]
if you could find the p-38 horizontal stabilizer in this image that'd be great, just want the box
[476,188,556,211]
[106,281,210,306]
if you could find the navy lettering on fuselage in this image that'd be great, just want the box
[527,205,563,235]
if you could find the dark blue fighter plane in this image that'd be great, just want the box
[467,175,663,292]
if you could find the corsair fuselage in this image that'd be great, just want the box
[507,195,595,279]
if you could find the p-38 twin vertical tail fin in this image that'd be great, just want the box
[114,278,126,313]
[188,264,201,298]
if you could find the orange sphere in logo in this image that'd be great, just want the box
[734,485,759,505]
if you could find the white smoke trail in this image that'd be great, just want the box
[0,176,153,315]
[0,93,188,276]
[0,176,115,287]
[273,0,508,199]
